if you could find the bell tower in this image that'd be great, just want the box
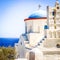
[47,0,60,39]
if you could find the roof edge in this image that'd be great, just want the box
[24,17,47,21]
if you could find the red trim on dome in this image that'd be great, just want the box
[24,17,47,21]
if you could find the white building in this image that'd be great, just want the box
[15,0,60,60]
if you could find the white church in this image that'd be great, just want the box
[15,0,60,60]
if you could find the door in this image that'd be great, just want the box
[29,52,35,60]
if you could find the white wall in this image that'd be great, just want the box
[25,19,47,33]
[25,19,47,47]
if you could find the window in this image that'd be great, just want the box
[52,11,56,16]
[57,7,59,9]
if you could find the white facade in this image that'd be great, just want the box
[25,18,46,47]
[15,0,60,60]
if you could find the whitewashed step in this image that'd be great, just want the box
[15,58,27,60]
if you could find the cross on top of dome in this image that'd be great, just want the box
[56,0,58,1]
[38,5,41,10]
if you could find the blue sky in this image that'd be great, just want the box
[0,0,60,38]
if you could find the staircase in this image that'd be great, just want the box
[32,36,46,48]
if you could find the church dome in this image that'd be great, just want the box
[28,10,46,19]
[29,13,43,18]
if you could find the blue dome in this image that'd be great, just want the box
[28,10,46,19]
[29,13,43,18]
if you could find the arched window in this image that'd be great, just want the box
[52,10,56,16]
